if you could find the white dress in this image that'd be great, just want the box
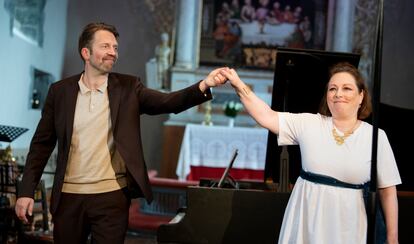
[277,113,401,244]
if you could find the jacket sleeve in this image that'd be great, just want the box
[18,84,57,198]
[136,78,212,115]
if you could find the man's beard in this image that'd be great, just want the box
[90,57,116,74]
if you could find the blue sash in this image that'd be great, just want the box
[300,169,385,243]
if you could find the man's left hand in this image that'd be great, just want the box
[199,67,229,92]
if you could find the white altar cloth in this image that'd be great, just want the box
[176,124,269,180]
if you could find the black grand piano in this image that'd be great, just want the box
[157,48,414,244]
[157,180,289,244]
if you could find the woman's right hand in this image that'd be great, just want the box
[220,68,243,88]
[221,67,280,134]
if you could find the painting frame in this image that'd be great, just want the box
[199,0,328,70]
[4,0,46,47]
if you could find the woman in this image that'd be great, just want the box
[220,63,400,244]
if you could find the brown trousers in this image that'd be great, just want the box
[52,189,130,244]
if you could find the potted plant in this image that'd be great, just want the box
[223,100,243,127]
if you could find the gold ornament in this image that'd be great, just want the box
[332,128,353,145]
[202,101,213,126]
[0,145,15,163]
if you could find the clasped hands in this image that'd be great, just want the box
[199,67,243,92]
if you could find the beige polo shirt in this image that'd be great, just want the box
[62,76,127,193]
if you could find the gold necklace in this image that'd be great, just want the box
[332,128,353,145]
[332,121,359,145]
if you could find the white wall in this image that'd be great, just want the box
[0,0,68,150]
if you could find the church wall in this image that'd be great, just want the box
[0,0,68,150]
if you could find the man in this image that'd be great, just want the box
[15,22,227,243]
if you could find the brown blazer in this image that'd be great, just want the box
[18,72,211,214]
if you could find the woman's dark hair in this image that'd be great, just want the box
[78,22,119,61]
[318,62,372,119]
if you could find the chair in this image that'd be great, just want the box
[17,179,53,243]
[29,180,50,232]
[0,162,20,244]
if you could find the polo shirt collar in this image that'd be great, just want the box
[78,74,108,94]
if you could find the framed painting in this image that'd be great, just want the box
[199,0,328,70]
[4,0,46,47]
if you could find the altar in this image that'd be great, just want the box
[176,124,269,181]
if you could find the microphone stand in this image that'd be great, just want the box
[367,0,384,243]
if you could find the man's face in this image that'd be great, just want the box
[83,30,118,74]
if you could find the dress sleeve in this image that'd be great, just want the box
[377,129,402,188]
[277,112,313,146]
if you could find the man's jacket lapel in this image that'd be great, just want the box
[108,73,122,132]
[65,77,79,148]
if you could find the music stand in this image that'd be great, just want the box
[217,149,239,188]
[0,125,29,143]
[0,124,28,207]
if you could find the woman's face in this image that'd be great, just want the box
[327,72,364,119]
